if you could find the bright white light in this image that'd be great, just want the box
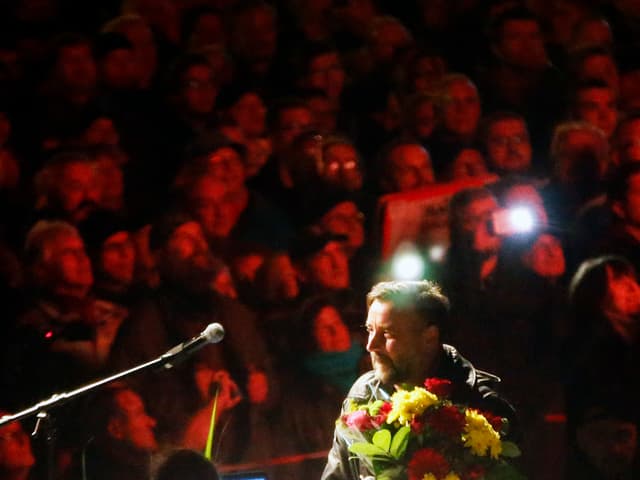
[391,250,425,280]
[509,206,535,233]
[428,244,446,263]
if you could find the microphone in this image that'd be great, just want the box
[160,323,225,369]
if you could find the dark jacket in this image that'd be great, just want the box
[320,344,518,480]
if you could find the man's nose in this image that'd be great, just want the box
[366,331,382,352]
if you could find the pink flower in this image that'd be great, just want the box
[343,410,375,432]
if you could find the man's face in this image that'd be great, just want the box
[450,148,488,180]
[411,100,436,139]
[55,161,99,223]
[230,92,266,137]
[101,48,138,90]
[461,196,501,254]
[605,267,640,318]
[313,305,351,352]
[111,389,157,452]
[575,87,618,138]
[44,232,93,296]
[206,147,246,194]
[496,19,548,70]
[306,52,345,101]
[305,241,350,290]
[322,143,363,191]
[387,144,434,192]
[441,80,481,137]
[523,233,565,279]
[190,176,240,239]
[0,420,35,470]
[273,107,314,153]
[579,54,619,91]
[182,64,217,115]
[486,118,532,174]
[100,231,135,286]
[162,220,221,292]
[319,201,365,253]
[56,44,97,91]
[366,300,435,385]
[614,119,640,164]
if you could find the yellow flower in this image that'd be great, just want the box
[422,474,437,480]
[462,409,502,458]
[386,387,439,426]
[443,473,461,480]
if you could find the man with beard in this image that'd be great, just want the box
[321,280,517,480]
[108,211,277,459]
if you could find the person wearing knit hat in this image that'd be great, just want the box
[93,32,137,91]
[78,211,135,301]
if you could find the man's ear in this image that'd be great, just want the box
[107,418,124,440]
[422,324,440,347]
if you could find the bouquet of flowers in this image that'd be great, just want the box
[338,378,526,480]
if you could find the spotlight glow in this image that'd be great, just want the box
[391,249,425,280]
[428,244,446,263]
[509,206,535,233]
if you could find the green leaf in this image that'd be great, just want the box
[376,465,406,480]
[348,442,390,458]
[484,463,528,480]
[501,441,522,458]
[372,429,392,451]
[389,425,410,459]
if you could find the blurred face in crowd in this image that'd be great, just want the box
[56,43,97,92]
[449,148,488,180]
[233,6,277,65]
[100,231,136,287]
[460,194,501,255]
[0,418,35,472]
[100,47,138,90]
[614,172,640,228]
[486,117,532,174]
[189,176,242,239]
[307,95,338,134]
[181,63,217,115]
[206,146,246,194]
[41,231,93,297]
[604,266,640,318]
[495,18,548,70]
[303,240,350,290]
[366,299,438,385]
[161,220,224,292]
[306,51,345,102]
[318,201,365,256]
[188,12,225,49]
[260,252,299,301]
[576,417,637,479]
[523,233,565,279]
[52,161,100,223]
[574,86,618,138]
[369,18,412,65]
[614,118,640,164]
[313,305,351,352]
[109,389,157,452]
[578,53,619,91]
[229,92,267,137]
[384,143,434,192]
[441,78,481,138]
[408,98,436,140]
[571,18,613,50]
[411,55,446,92]
[555,128,607,185]
[119,21,157,87]
[322,143,363,191]
[273,106,314,154]
[84,117,120,146]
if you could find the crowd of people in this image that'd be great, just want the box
[0,0,639,478]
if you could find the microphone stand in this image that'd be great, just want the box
[0,344,206,479]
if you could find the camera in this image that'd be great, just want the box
[490,206,537,236]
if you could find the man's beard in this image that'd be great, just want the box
[371,354,401,385]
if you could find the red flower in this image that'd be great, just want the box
[461,465,486,480]
[481,411,504,432]
[427,405,466,437]
[408,448,450,480]
[342,410,375,432]
[424,378,453,398]
[372,401,392,425]
[410,414,426,434]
